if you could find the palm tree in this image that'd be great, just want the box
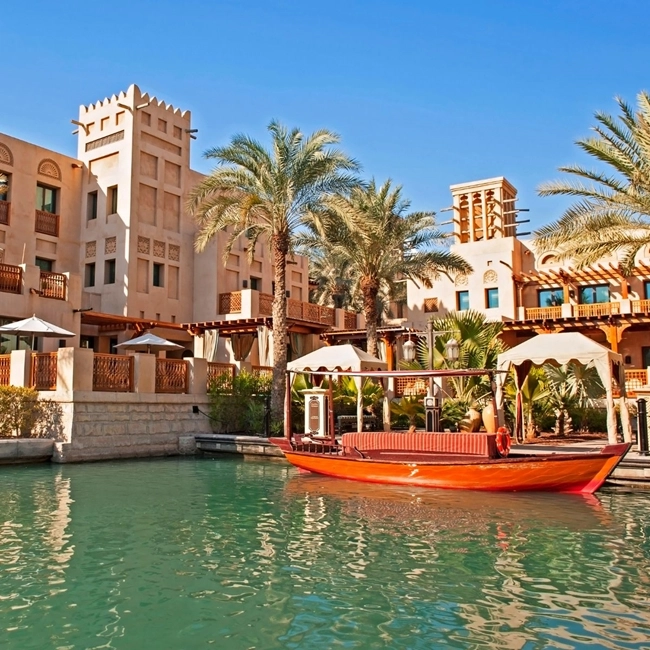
[302,180,471,357]
[535,92,650,272]
[189,121,360,417]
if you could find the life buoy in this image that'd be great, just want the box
[496,426,511,457]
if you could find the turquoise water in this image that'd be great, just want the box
[1,458,649,649]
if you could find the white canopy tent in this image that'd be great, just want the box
[495,332,631,444]
[287,344,388,436]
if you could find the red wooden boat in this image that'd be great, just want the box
[277,368,630,494]
[277,434,629,494]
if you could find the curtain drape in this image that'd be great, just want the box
[231,333,255,362]
[290,333,306,360]
[203,329,219,362]
[257,326,272,366]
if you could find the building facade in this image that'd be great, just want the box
[406,176,650,392]
[0,84,351,367]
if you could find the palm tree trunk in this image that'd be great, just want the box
[271,233,289,420]
[361,279,380,358]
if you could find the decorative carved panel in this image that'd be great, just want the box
[85,241,96,258]
[105,236,117,255]
[37,159,61,180]
[483,270,498,284]
[153,240,165,258]
[454,273,469,287]
[138,236,150,254]
[0,143,13,165]
[168,244,180,262]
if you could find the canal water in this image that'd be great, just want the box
[1,458,649,650]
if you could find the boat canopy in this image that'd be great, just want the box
[495,332,631,445]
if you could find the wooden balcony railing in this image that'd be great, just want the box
[259,292,273,316]
[0,354,10,386]
[344,310,357,330]
[93,354,133,392]
[0,200,10,226]
[524,306,562,320]
[395,376,428,398]
[31,352,58,391]
[40,272,67,300]
[219,291,242,314]
[155,358,188,393]
[35,210,59,236]
[613,368,649,398]
[287,298,304,319]
[320,305,336,325]
[631,299,650,313]
[207,362,236,389]
[575,302,620,318]
[252,365,273,379]
[0,262,22,294]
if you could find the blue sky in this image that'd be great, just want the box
[3,0,649,231]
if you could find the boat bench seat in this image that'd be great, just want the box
[341,431,499,458]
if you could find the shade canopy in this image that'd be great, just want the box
[287,344,387,372]
[0,315,75,338]
[495,332,629,444]
[116,333,184,354]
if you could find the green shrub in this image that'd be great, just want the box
[208,370,272,435]
[0,386,63,439]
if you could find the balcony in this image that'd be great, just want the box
[522,301,626,321]
[39,272,67,300]
[0,200,10,225]
[218,290,351,327]
[0,262,22,294]
[524,306,562,320]
[575,302,620,318]
[35,210,59,236]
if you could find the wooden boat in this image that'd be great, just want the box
[277,368,631,494]
[278,435,629,494]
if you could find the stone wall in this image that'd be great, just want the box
[51,392,212,463]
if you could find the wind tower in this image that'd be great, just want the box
[449,177,521,244]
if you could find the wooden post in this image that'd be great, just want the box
[328,374,335,443]
[382,336,394,370]
[284,370,292,441]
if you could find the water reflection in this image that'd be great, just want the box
[0,460,649,650]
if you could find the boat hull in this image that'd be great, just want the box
[282,444,630,494]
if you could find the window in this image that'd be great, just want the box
[87,191,98,220]
[643,347,650,369]
[250,277,261,291]
[109,337,118,355]
[486,288,499,309]
[579,284,610,304]
[104,259,116,284]
[0,173,9,198]
[457,290,470,311]
[80,335,96,351]
[423,298,439,313]
[36,184,57,213]
[153,262,164,287]
[107,186,118,215]
[538,288,563,307]
[84,262,96,287]
[35,257,53,272]
[644,281,650,300]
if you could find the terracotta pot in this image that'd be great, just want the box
[482,402,497,434]
[460,407,482,432]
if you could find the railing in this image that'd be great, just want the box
[631,299,650,313]
[624,369,648,397]
[40,272,67,300]
[252,365,273,379]
[524,306,562,320]
[0,262,22,294]
[0,354,10,386]
[31,352,58,391]
[207,362,236,389]
[395,376,428,398]
[344,311,357,330]
[259,292,273,316]
[320,306,335,325]
[35,210,59,236]
[155,358,188,393]
[287,298,304,319]
[575,302,620,318]
[93,354,133,392]
[219,291,242,314]
[0,200,10,225]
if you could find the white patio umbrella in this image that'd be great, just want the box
[0,315,75,350]
[115,332,184,354]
